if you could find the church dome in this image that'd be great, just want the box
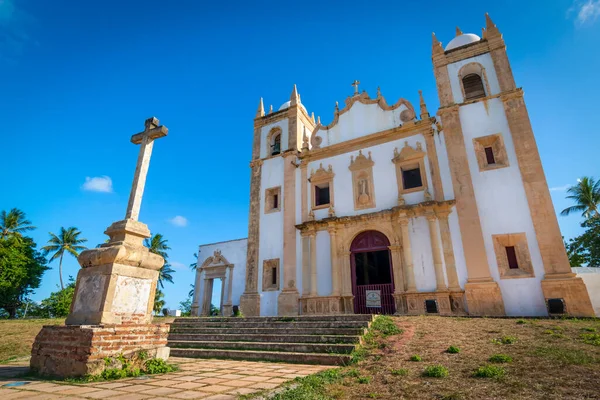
[279,101,307,112]
[445,33,481,51]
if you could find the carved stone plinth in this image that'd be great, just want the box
[299,296,343,315]
[464,280,505,316]
[277,289,299,316]
[541,274,595,317]
[404,291,453,315]
[66,219,163,325]
[239,292,261,316]
[30,324,169,378]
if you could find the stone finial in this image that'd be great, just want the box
[432,32,444,55]
[328,205,335,217]
[398,194,405,206]
[456,26,463,36]
[302,126,309,152]
[482,27,487,40]
[368,151,372,161]
[290,84,299,106]
[311,112,315,123]
[377,86,382,98]
[269,104,273,114]
[317,116,321,125]
[485,13,500,36]
[308,209,315,221]
[418,90,430,119]
[424,188,432,201]
[256,98,264,118]
[335,101,339,114]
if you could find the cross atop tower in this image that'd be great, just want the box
[351,80,360,95]
[125,117,168,221]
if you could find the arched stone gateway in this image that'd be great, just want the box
[350,230,396,314]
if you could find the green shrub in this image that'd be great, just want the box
[357,376,371,384]
[101,368,127,380]
[488,354,512,363]
[422,365,449,378]
[493,336,517,344]
[473,365,505,378]
[409,355,422,362]
[446,346,460,354]
[581,333,600,346]
[516,319,526,324]
[391,368,409,376]
[371,316,402,336]
[143,358,177,374]
[344,369,360,378]
[582,327,597,333]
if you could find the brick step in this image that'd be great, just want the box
[169,348,350,365]
[169,340,356,354]
[167,333,361,344]
[170,321,370,329]
[169,327,367,336]
[171,315,373,323]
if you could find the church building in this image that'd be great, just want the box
[191,15,597,318]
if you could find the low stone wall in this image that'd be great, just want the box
[30,323,169,378]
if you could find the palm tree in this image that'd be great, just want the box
[189,252,198,270]
[561,177,600,219]
[158,263,175,289]
[0,208,35,239]
[153,289,165,314]
[42,227,88,290]
[144,233,170,260]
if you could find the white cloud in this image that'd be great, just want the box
[82,176,113,193]
[570,0,600,25]
[168,215,188,227]
[550,184,570,192]
[170,261,186,269]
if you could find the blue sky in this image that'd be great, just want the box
[1,0,599,309]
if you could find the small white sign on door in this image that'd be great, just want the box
[366,290,382,308]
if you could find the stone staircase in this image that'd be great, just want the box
[167,314,373,365]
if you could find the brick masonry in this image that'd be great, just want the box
[30,323,169,378]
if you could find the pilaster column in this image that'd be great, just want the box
[309,231,317,296]
[328,225,341,296]
[388,245,405,294]
[436,210,461,291]
[201,279,212,316]
[219,277,226,315]
[398,217,417,292]
[191,269,203,316]
[301,163,308,222]
[226,266,233,304]
[426,212,447,291]
[341,251,353,296]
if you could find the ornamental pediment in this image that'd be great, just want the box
[392,141,425,163]
[200,249,232,270]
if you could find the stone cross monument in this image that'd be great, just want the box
[31,117,171,378]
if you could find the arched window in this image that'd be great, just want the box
[271,133,281,156]
[462,73,486,100]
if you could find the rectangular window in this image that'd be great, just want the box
[484,147,496,165]
[402,167,423,190]
[315,184,330,206]
[273,194,278,210]
[271,267,277,286]
[506,246,519,269]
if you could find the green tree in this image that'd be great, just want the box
[0,236,48,318]
[0,208,35,239]
[153,289,166,314]
[560,177,600,219]
[42,227,87,290]
[40,278,76,318]
[158,264,175,289]
[144,233,175,289]
[565,217,600,267]
[190,253,198,270]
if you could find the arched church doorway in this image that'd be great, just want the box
[350,230,396,314]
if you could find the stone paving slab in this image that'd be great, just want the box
[0,357,330,399]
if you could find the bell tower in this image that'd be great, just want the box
[432,14,594,316]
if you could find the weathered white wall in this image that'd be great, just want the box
[410,217,443,292]
[458,97,547,316]
[258,156,284,316]
[307,134,432,221]
[434,131,455,201]
[196,238,248,310]
[574,268,600,316]
[317,101,411,148]
[446,53,501,104]
[259,120,289,159]
[315,231,333,296]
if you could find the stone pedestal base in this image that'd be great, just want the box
[404,291,454,315]
[222,304,233,317]
[393,293,407,315]
[239,292,261,316]
[30,324,169,378]
[464,280,505,316]
[541,274,595,317]
[341,296,354,314]
[278,290,299,316]
[299,296,343,315]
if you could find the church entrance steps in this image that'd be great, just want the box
[167,333,361,344]
[168,315,373,365]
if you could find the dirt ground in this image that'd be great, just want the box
[325,316,600,400]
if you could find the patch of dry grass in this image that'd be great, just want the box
[325,316,600,400]
[0,318,64,363]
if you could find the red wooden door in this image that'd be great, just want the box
[350,231,396,314]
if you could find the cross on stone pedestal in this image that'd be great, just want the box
[351,80,360,95]
[125,117,168,221]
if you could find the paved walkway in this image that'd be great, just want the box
[0,357,330,399]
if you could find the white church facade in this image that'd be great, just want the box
[191,15,596,318]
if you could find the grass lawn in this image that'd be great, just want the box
[0,316,175,364]
[318,316,600,400]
